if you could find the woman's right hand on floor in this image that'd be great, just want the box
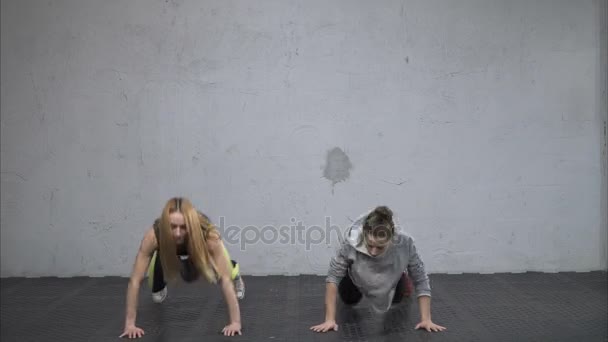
[119,325,145,339]
[310,320,339,333]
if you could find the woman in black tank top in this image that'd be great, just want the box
[120,197,245,338]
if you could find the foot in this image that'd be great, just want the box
[152,286,167,303]
[234,276,245,300]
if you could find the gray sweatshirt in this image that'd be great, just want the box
[326,210,431,313]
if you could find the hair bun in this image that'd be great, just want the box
[373,206,393,220]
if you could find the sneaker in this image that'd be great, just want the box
[234,276,245,300]
[152,286,167,303]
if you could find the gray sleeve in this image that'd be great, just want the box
[326,241,353,284]
[406,237,432,297]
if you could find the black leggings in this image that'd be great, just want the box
[152,253,238,292]
[338,273,407,305]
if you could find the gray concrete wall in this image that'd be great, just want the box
[1,0,605,276]
[599,0,608,271]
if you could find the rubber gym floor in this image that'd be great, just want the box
[1,271,606,341]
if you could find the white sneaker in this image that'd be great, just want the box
[152,286,167,303]
[234,277,245,300]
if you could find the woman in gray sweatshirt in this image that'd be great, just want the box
[310,206,446,333]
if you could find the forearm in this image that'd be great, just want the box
[125,280,140,326]
[221,279,241,323]
[417,295,432,321]
[324,282,338,321]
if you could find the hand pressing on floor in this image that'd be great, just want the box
[415,296,446,332]
[415,320,446,332]
[310,320,339,333]
[311,282,340,333]
[221,322,242,336]
[119,325,145,339]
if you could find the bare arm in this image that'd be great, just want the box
[324,282,338,321]
[415,295,446,332]
[124,228,156,328]
[309,282,339,333]
[418,295,432,322]
[207,238,241,325]
[406,236,446,332]
[324,242,352,322]
[311,243,351,333]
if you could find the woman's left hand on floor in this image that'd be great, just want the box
[221,322,242,336]
[415,320,446,332]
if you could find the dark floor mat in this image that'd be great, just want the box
[1,272,606,341]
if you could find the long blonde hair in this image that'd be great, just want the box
[157,197,219,283]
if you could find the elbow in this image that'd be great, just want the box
[128,277,142,289]
[416,289,432,298]
[326,268,345,284]
[327,271,348,285]
[219,275,233,288]
[326,274,340,284]
[326,262,348,284]
[412,279,432,298]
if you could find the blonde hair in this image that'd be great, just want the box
[157,197,220,283]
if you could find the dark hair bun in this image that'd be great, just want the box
[373,206,393,220]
